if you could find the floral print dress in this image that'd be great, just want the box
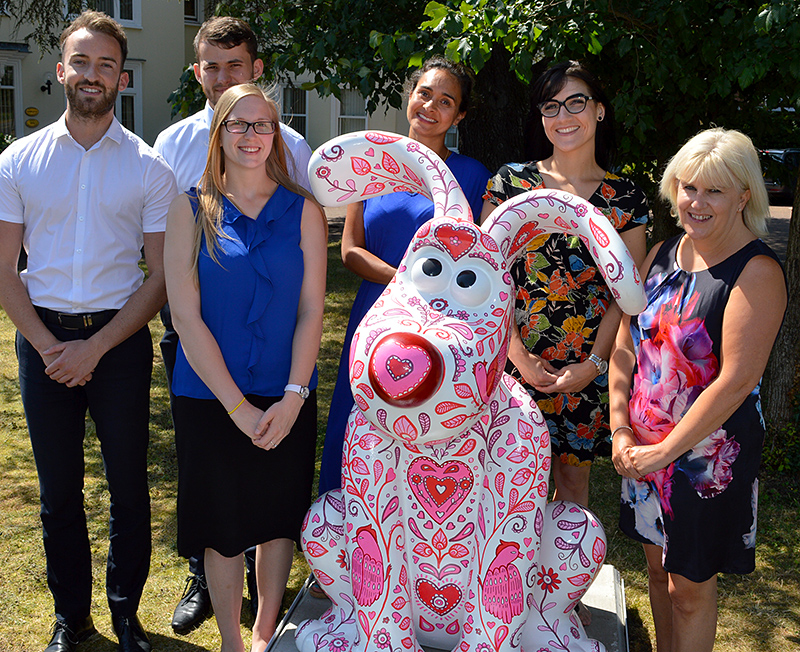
[619,235,783,582]
[484,162,649,466]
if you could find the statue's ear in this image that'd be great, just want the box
[484,189,646,315]
[307,130,473,221]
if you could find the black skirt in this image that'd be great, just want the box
[174,392,317,559]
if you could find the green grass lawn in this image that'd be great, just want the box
[0,241,798,651]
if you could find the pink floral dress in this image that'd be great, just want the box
[619,235,783,582]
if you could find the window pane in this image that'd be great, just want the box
[284,116,306,136]
[184,0,198,20]
[120,95,135,132]
[93,0,114,16]
[0,65,12,87]
[0,65,14,137]
[118,0,133,20]
[282,87,306,115]
[340,89,364,117]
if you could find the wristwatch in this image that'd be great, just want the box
[588,354,608,376]
[284,384,310,400]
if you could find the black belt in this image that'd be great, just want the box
[36,307,118,330]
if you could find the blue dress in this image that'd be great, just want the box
[173,187,318,557]
[318,152,491,493]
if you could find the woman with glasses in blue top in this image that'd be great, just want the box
[165,84,326,652]
[481,62,649,624]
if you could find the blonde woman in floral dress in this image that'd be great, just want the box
[609,128,786,652]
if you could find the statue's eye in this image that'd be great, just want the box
[411,256,449,293]
[451,267,491,307]
[456,270,476,288]
[422,258,443,277]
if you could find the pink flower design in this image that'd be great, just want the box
[329,636,348,652]
[630,272,740,517]
[373,628,391,649]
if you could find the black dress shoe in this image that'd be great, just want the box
[171,573,213,634]
[44,616,96,652]
[111,614,151,652]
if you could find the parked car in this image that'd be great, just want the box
[760,148,800,203]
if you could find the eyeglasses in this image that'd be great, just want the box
[222,119,276,135]
[537,93,594,118]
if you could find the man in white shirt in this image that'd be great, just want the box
[153,16,313,635]
[154,18,311,194]
[0,12,177,652]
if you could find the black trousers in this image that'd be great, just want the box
[17,320,152,622]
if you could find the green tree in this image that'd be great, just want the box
[214,0,800,435]
[3,0,88,52]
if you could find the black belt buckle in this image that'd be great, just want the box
[56,312,84,330]
[39,308,113,330]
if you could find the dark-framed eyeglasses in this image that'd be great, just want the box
[537,93,594,118]
[222,119,277,135]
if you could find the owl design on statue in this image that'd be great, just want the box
[295,132,646,652]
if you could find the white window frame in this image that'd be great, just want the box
[332,89,367,136]
[115,60,142,135]
[0,53,24,137]
[183,0,203,24]
[68,1,142,29]
[445,125,459,153]
[278,84,308,139]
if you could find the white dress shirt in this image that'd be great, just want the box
[0,114,178,313]
[154,101,312,193]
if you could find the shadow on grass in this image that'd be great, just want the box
[626,606,654,652]
[81,631,211,652]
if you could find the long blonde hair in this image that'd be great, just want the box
[192,83,322,276]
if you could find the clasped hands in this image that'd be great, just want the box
[516,351,598,395]
[612,430,668,479]
[41,339,102,387]
[230,392,304,450]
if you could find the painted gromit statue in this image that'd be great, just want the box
[296,132,645,652]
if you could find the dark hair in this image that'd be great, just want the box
[60,10,128,65]
[524,60,616,170]
[193,16,258,63]
[405,56,474,114]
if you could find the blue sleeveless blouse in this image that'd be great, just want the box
[172,185,317,399]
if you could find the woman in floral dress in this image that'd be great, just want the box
[609,128,786,652]
[482,61,649,514]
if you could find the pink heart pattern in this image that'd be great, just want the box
[371,342,432,400]
[408,457,473,524]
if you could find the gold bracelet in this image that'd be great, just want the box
[611,425,633,440]
[227,397,246,415]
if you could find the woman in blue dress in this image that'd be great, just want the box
[318,57,491,494]
[164,84,327,652]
